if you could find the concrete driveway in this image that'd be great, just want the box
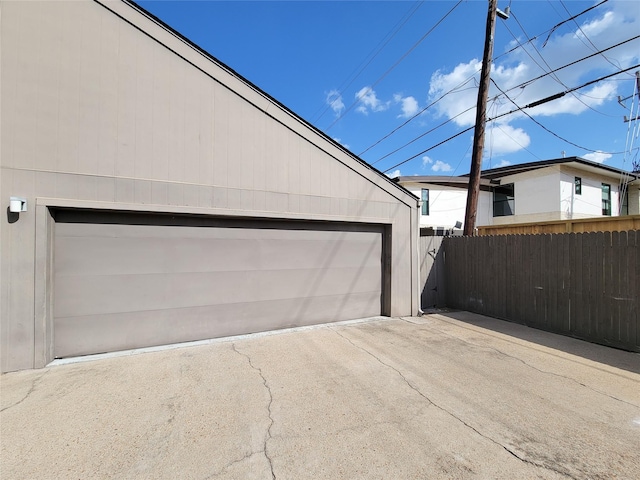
[1,311,639,479]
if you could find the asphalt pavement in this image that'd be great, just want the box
[1,311,639,479]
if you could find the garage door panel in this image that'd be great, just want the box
[54,291,381,357]
[55,265,381,318]
[256,267,382,302]
[258,233,382,270]
[55,232,261,276]
[53,213,384,358]
[54,270,260,317]
[56,228,381,276]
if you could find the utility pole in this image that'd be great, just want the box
[463,0,502,236]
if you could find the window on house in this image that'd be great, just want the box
[602,183,611,216]
[421,189,429,215]
[493,184,515,217]
[621,189,628,216]
[575,177,582,195]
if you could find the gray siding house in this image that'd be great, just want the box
[1,0,419,372]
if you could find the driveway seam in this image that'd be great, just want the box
[330,326,578,480]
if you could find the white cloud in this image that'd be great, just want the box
[326,90,344,117]
[386,169,401,178]
[494,159,511,168]
[431,160,452,172]
[583,151,612,164]
[394,94,419,118]
[429,60,482,127]
[355,86,389,115]
[422,155,433,167]
[332,137,350,149]
[576,11,615,40]
[488,123,531,155]
[426,0,639,156]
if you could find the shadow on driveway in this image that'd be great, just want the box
[433,310,640,375]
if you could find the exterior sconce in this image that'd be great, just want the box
[9,197,27,213]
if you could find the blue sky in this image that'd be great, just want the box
[137,0,640,177]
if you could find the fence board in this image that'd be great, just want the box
[570,233,583,335]
[509,236,516,321]
[547,234,558,331]
[611,231,622,343]
[587,233,599,338]
[558,233,571,332]
[521,234,533,325]
[632,231,639,347]
[441,230,639,352]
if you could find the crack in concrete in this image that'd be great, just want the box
[331,327,434,407]
[421,322,639,409]
[232,344,276,480]
[331,327,577,480]
[202,451,262,480]
[0,369,50,413]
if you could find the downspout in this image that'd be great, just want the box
[416,200,424,316]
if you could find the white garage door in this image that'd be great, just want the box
[53,210,384,358]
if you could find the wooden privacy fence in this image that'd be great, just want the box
[477,214,640,236]
[443,231,639,352]
[418,235,446,309]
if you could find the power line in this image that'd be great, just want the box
[372,102,480,165]
[491,79,611,153]
[325,0,464,132]
[359,76,475,157]
[504,35,640,95]
[344,2,634,170]
[509,11,614,117]
[373,45,638,167]
[383,126,473,174]
[494,0,608,63]
[558,0,626,73]
[382,65,639,173]
[542,0,609,47]
[362,13,637,164]
[311,1,424,124]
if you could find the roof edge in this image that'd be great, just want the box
[122,0,416,201]
[459,156,639,181]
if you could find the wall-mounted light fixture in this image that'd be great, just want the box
[9,197,27,213]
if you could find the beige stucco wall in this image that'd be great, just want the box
[1,0,418,372]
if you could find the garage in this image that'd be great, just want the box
[53,209,385,358]
[2,0,418,372]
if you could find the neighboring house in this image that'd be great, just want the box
[396,157,640,232]
[0,0,419,373]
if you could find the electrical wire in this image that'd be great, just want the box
[382,66,639,174]
[558,0,627,73]
[491,78,614,154]
[311,1,424,124]
[509,11,616,117]
[359,76,476,157]
[542,0,609,47]
[372,102,480,165]
[325,0,464,132]
[503,35,640,96]
[363,9,637,165]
